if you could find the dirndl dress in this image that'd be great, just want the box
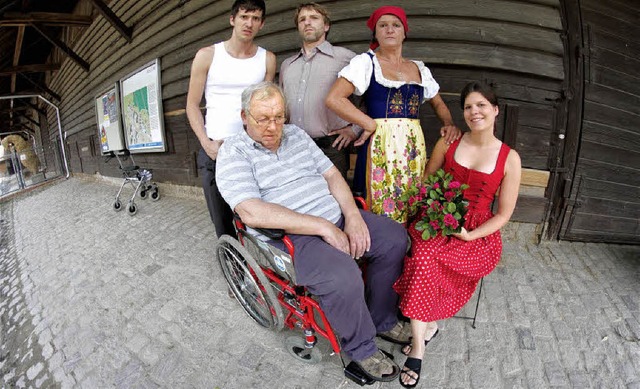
[339,52,440,223]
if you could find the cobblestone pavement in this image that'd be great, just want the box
[1,177,639,388]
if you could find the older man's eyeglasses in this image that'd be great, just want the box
[248,112,286,128]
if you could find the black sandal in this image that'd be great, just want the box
[399,357,422,388]
[401,328,439,356]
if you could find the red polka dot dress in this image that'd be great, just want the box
[393,139,511,322]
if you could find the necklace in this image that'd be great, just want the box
[380,56,405,81]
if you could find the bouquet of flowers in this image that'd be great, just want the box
[400,169,470,240]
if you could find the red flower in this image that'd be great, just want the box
[444,213,457,227]
[444,191,455,201]
[433,182,440,189]
[430,220,440,231]
[449,181,461,189]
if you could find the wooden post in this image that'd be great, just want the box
[546,0,584,240]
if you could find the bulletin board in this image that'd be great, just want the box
[95,84,125,155]
[119,58,166,153]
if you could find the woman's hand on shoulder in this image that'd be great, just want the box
[440,124,461,145]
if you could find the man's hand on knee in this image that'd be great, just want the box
[320,223,351,255]
[344,213,370,259]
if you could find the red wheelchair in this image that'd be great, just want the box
[215,198,380,385]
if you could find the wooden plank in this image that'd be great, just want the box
[521,168,549,188]
[515,126,552,170]
[562,229,640,244]
[582,121,640,151]
[590,47,640,80]
[516,104,555,130]
[589,30,640,63]
[591,65,640,98]
[0,64,61,76]
[585,83,640,116]
[569,212,639,236]
[492,194,547,223]
[282,17,564,55]
[575,159,639,187]
[580,141,640,171]
[87,0,133,42]
[583,101,639,134]
[580,196,640,220]
[583,176,640,203]
[581,8,639,42]
[581,0,640,27]
[0,12,93,27]
[317,0,563,30]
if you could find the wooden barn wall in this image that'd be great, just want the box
[559,0,640,243]
[45,0,565,223]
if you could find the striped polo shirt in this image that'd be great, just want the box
[216,124,342,239]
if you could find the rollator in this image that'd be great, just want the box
[105,150,160,216]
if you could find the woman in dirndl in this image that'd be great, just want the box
[326,5,460,223]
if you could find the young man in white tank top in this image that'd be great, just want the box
[186,0,276,238]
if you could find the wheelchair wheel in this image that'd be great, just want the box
[216,235,283,330]
[284,336,322,364]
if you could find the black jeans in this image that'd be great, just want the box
[313,135,349,180]
[197,149,235,238]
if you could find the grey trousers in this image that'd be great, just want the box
[269,210,407,361]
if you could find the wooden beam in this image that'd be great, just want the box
[521,168,550,188]
[16,99,46,116]
[13,110,39,127]
[30,23,90,72]
[16,72,61,101]
[0,63,61,77]
[86,0,132,43]
[11,25,25,93]
[0,106,28,114]
[0,12,92,27]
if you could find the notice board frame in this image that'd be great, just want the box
[119,58,166,153]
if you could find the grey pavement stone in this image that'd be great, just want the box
[2,178,640,388]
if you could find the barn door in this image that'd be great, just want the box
[557,0,640,243]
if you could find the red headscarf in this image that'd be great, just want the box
[366,6,409,50]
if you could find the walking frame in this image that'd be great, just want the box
[104,150,160,215]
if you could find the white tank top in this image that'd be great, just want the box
[205,42,267,140]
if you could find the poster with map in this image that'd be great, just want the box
[94,85,125,154]
[120,59,166,153]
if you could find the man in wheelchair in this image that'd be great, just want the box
[216,81,409,382]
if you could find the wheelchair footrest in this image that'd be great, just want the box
[344,362,375,386]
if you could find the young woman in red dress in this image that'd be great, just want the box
[393,82,522,388]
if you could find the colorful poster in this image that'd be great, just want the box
[95,87,125,154]
[120,59,165,153]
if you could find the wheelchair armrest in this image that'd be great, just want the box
[252,227,285,240]
[233,212,285,239]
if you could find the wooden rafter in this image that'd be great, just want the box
[0,106,28,114]
[30,23,89,72]
[0,12,92,27]
[16,99,46,116]
[0,63,60,77]
[87,0,132,43]
[10,25,25,93]
[16,72,61,101]
[14,110,39,127]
